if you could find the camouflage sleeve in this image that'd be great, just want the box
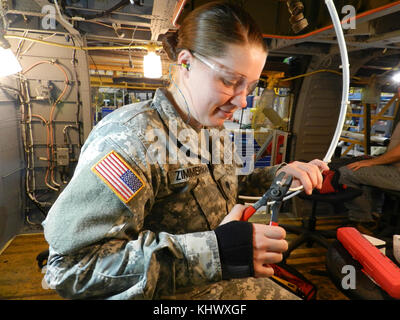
[43,122,222,300]
[237,163,287,196]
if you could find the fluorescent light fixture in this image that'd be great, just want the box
[393,72,400,83]
[0,47,22,77]
[143,51,162,78]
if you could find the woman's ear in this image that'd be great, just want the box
[177,49,193,72]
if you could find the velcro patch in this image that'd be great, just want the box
[91,151,145,203]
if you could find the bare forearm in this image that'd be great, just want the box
[370,145,400,165]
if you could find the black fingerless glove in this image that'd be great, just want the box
[214,221,254,280]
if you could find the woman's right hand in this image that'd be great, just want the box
[252,223,288,277]
[219,204,288,278]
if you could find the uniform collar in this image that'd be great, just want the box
[151,88,211,165]
[151,88,204,132]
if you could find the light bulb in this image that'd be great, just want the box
[392,72,400,83]
[0,47,22,77]
[143,51,162,78]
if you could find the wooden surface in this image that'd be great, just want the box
[0,233,63,300]
[0,215,349,300]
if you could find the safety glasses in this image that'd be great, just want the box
[192,52,259,96]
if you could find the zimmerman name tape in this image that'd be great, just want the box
[92,150,145,203]
[169,165,209,185]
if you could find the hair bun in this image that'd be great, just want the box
[161,32,179,61]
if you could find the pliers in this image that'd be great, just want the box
[241,171,293,226]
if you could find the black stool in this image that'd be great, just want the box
[282,187,362,260]
[377,189,400,237]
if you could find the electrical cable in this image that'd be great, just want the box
[280,69,361,82]
[15,30,28,58]
[22,78,59,191]
[70,36,83,148]
[168,63,191,125]
[17,32,58,58]
[3,35,159,51]
[0,84,51,211]
[22,60,71,191]
[86,20,150,32]
[31,114,52,189]
[21,80,46,194]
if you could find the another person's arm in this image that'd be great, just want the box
[347,144,400,171]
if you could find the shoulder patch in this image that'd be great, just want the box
[91,151,145,203]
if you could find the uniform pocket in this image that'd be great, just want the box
[216,174,238,213]
[191,177,228,230]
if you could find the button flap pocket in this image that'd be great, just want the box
[192,178,227,230]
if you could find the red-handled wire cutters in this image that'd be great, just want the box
[241,171,293,226]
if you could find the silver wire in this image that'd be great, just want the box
[168,63,191,125]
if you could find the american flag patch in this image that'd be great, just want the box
[91,151,145,203]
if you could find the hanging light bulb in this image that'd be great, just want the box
[392,72,400,83]
[0,35,22,77]
[143,51,162,78]
[0,47,22,77]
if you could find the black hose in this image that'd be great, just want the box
[60,0,132,20]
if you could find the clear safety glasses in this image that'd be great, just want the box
[192,52,259,96]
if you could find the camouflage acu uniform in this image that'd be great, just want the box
[42,88,299,300]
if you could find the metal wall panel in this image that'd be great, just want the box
[0,32,92,250]
[0,99,24,250]
[290,55,343,162]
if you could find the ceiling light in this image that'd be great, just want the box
[143,51,162,79]
[392,72,400,83]
[0,47,22,77]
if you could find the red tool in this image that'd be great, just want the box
[337,227,400,299]
[241,172,293,226]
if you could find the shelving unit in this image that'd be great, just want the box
[339,88,400,156]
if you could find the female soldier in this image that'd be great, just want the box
[42,1,328,299]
